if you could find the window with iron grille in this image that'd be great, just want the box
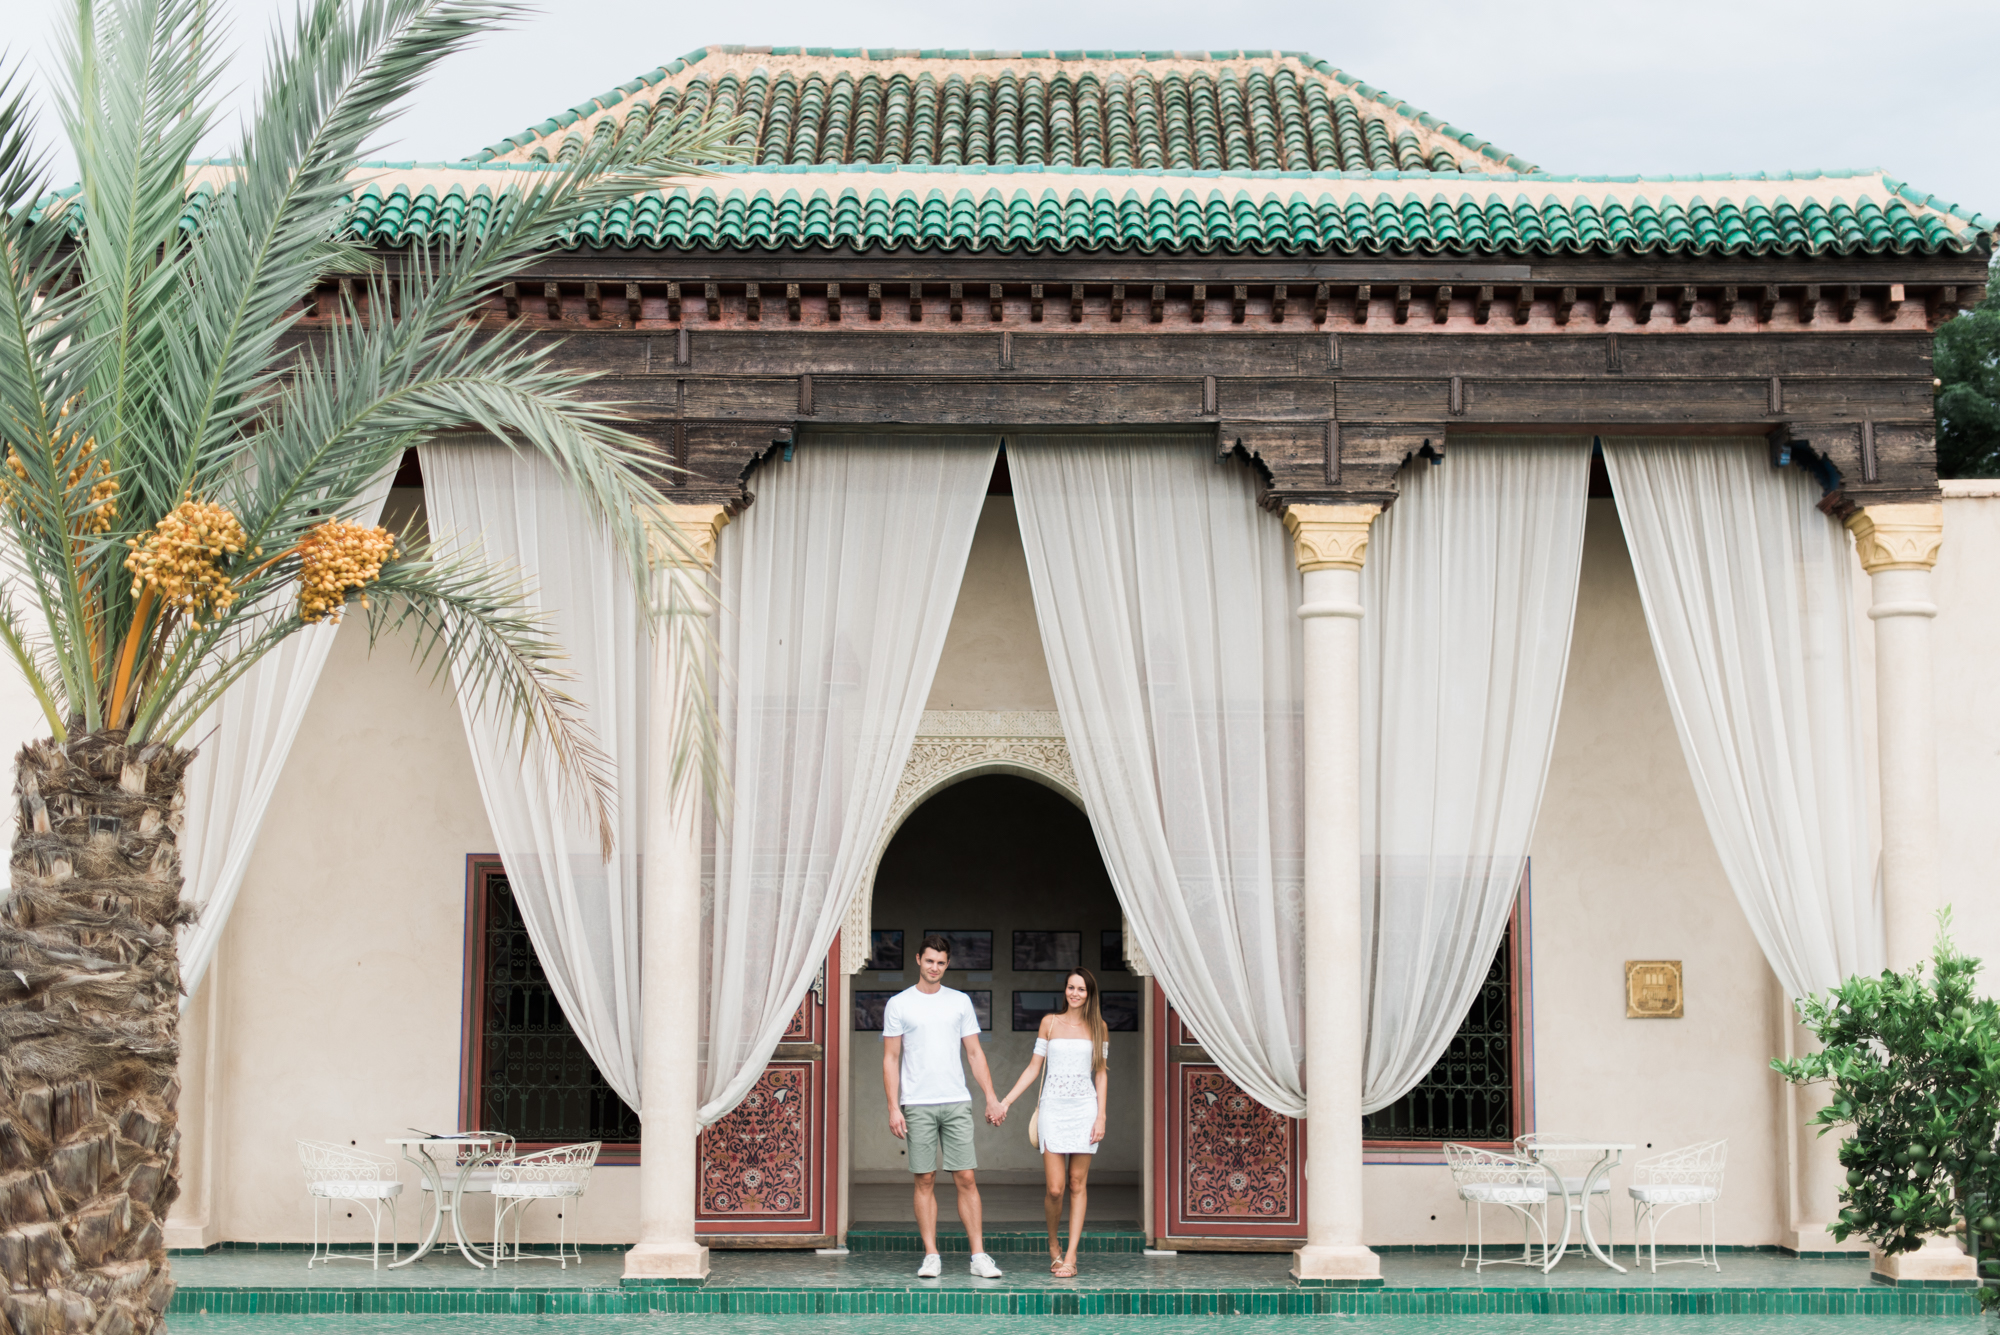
[464,860,639,1146]
[1361,918,1520,1144]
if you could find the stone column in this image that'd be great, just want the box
[1845,504,1945,972]
[1282,503,1382,1284]
[624,503,730,1283]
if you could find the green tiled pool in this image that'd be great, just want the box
[169,1316,1994,1334]
[164,1247,1984,1319]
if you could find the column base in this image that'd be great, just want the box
[1782,1224,1871,1257]
[621,1241,711,1285]
[1870,1236,1978,1288]
[1291,1244,1383,1286]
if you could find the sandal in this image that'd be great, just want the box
[1053,1260,1078,1278]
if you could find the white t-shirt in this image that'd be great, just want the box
[882,985,980,1106]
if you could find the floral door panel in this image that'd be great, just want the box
[696,940,840,1240]
[1151,985,1306,1242]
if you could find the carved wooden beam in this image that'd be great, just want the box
[1514,284,1533,326]
[1881,283,1904,322]
[1192,284,1207,323]
[704,282,720,321]
[827,283,842,322]
[1313,283,1329,324]
[666,282,682,321]
[1716,285,1737,325]
[1554,285,1575,327]
[1353,284,1371,325]
[1476,285,1493,325]
[1801,285,1820,323]
[1232,285,1248,324]
[544,281,562,321]
[746,282,761,321]
[911,282,925,322]
[950,282,965,323]
[1595,286,1614,325]
[1272,284,1288,324]
[1840,285,1860,322]
[1636,285,1656,325]
[1030,283,1044,322]
[1394,284,1411,325]
[1758,285,1778,323]
[1433,284,1451,325]
[1110,284,1124,323]
[1929,285,1959,322]
[1151,284,1166,323]
[626,282,642,324]
[993,284,1007,322]
[786,282,801,321]
[502,282,520,320]
[584,282,602,321]
[1676,286,1695,324]
[869,282,883,321]
[1070,283,1084,323]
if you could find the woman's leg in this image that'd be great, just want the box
[1057,1155,1091,1274]
[1043,1152,1067,1267]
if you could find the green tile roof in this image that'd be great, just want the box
[305,165,1991,256]
[471,48,1538,176]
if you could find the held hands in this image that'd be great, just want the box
[889,1109,908,1139]
[986,1100,1009,1126]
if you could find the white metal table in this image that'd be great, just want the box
[385,1136,504,1269]
[1525,1139,1633,1274]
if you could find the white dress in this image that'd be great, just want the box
[1034,1037,1107,1155]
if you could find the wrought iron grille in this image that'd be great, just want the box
[478,871,639,1143]
[1361,925,1514,1142]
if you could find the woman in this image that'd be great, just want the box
[998,968,1109,1278]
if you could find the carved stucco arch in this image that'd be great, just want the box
[838,711,1085,976]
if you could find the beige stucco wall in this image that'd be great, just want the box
[160,476,2000,1250]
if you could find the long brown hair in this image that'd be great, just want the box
[1062,968,1109,1074]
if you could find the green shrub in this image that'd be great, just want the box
[1772,917,2000,1309]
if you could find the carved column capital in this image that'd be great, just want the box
[1846,503,1943,574]
[644,502,732,570]
[1282,503,1383,572]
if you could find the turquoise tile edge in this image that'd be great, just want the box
[167,1285,1980,1317]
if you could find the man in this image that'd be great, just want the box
[882,933,1007,1278]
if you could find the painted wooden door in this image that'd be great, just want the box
[695,937,841,1245]
[1150,983,1306,1247]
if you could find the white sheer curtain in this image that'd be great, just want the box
[701,434,996,1125]
[1603,439,1881,999]
[420,444,645,1109]
[1010,437,1308,1117]
[177,473,395,1002]
[1359,439,1591,1112]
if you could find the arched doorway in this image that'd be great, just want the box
[846,774,1145,1230]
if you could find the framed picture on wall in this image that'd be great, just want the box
[1101,929,1131,973]
[1013,990,1063,1031]
[967,991,993,1031]
[1013,930,1082,972]
[853,991,895,1031]
[866,929,904,971]
[1101,991,1140,1032]
[922,929,993,971]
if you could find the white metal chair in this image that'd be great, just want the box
[1444,1142,1551,1271]
[1627,1139,1727,1272]
[1517,1131,1619,1259]
[297,1141,403,1269]
[491,1141,601,1268]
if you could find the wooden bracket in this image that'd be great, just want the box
[1513,284,1533,325]
[584,282,602,321]
[1109,284,1124,323]
[1675,286,1696,324]
[302,285,321,318]
[1555,286,1576,327]
[1716,286,1737,325]
[1192,284,1207,323]
[827,284,842,322]
[786,283,801,321]
[704,282,720,321]
[991,284,1005,322]
[1353,284,1371,325]
[868,282,883,321]
[625,283,643,324]
[1475,285,1493,325]
[1595,286,1614,325]
[1272,284,1287,323]
[1313,283,1329,324]
[1636,285,1657,325]
[1231,285,1247,324]
[1150,284,1166,323]
[1433,285,1451,324]
[1840,285,1860,323]
[501,282,520,320]
[1030,283,1044,322]
[1758,285,1778,323]
[338,277,357,318]
[950,283,964,323]
[1881,284,1904,322]
[1394,284,1412,324]
[1800,285,1820,323]
[910,282,924,322]
[544,282,563,321]
[1070,283,1084,323]
[1929,285,1960,322]
[745,282,761,321]
[666,282,682,322]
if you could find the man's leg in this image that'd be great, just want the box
[912,1171,940,1257]
[953,1169,985,1258]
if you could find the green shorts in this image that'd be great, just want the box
[903,1101,977,1174]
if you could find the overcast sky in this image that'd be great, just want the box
[16,0,2000,221]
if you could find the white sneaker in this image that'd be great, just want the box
[969,1253,1003,1279]
[917,1253,942,1279]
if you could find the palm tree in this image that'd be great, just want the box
[0,0,736,1327]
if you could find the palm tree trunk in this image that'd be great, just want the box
[1,734,192,1335]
